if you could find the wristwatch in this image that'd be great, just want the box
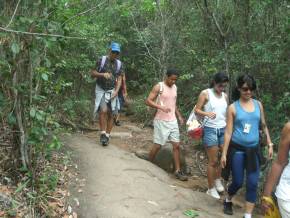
[268,142,274,147]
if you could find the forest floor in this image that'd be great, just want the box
[63,114,263,218]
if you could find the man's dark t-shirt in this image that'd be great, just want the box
[95,57,122,91]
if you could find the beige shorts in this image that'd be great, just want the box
[153,119,180,146]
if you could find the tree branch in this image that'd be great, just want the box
[211,12,225,37]
[12,71,28,169]
[61,1,106,26]
[130,12,160,64]
[5,0,21,28]
[0,26,86,39]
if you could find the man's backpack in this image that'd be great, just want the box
[98,56,122,75]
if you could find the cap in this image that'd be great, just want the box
[110,42,121,52]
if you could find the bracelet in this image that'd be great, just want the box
[268,143,274,147]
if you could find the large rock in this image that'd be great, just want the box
[153,144,187,173]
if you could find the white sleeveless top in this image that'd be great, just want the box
[275,151,290,200]
[204,88,227,128]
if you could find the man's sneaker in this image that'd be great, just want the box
[174,170,188,181]
[100,134,109,146]
[223,200,233,215]
[215,179,225,192]
[135,151,150,161]
[206,187,220,199]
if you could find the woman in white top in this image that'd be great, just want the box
[195,72,229,199]
[262,122,290,217]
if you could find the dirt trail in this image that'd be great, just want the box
[63,118,261,218]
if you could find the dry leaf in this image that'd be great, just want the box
[73,198,80,207]
[67,205,72,214]
[147,200,158,206]
[72,212,77,218]
[0,211,5,217]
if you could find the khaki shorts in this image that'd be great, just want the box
[153,119,180,146]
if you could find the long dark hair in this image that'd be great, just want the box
[232,74,257,101]
[210,72,229,88]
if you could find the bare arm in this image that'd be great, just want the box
[91,69,105,78]
[195,90,216,119]
[221,104,235,168]
[91,69,111,79]
[122,73,128,97]
[175,106,184,125]
[258,101,274,158]
[111,75,122,99]
[145,84,170,113]
[263,122,290,197]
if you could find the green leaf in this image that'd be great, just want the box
[41,73,48,81]
[8,113,16,125]
[15,179,30,193]
[35,112,43,121]
[30,108,36,118]
[11,42,20,55]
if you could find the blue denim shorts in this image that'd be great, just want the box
[203,126,225,147]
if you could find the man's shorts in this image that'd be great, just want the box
[202,126,225,147]
[98,94,111,112]
[153,119,180,146]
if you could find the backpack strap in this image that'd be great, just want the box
[157,82,164,106]
[158,82,163,94]
[98,56,107,72]
[115,59,122,74]
[99,56,122,75]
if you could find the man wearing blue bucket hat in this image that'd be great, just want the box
[91,42,123,146]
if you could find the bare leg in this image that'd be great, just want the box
[171,142,181,172]
[106,111,114,134]
[148,144,161,161]
[99,111,107,132]
[206,146,219,189]
[245,202,255,214]
[216,145,223,178]
[115,113,120,122]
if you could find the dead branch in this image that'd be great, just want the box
[5,0,22,28]
[130,12,160,64]
[0,27,86,40]
[12,71,28,169]
[62,1,106,26]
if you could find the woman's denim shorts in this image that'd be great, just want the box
[202,126,225,147]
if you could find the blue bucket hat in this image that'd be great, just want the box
[110,42,121,52]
